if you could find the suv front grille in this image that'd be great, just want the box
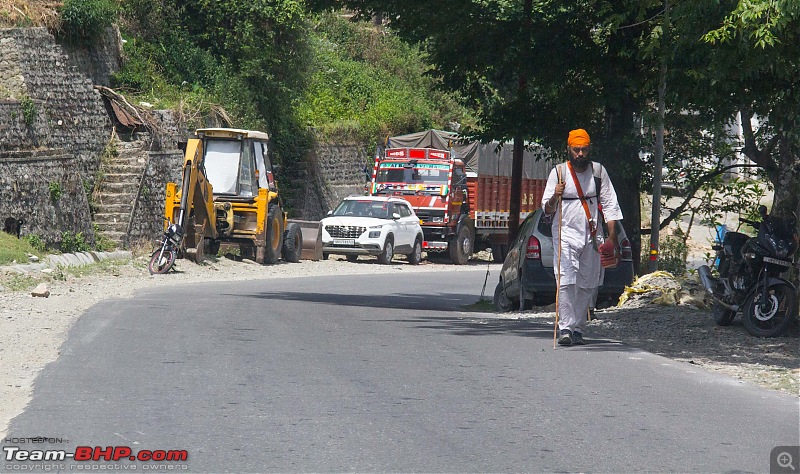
[326,225,366,238]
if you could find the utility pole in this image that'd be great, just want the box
[648,0,669,273]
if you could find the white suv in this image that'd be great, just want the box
[321,196,424,264]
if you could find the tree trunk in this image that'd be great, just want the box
[598,104,643,274]
[508,136,524,246]
[771,139,800,288]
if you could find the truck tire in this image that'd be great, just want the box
[282,223,302,263]
[264,205,283,264]
[449,226,471,265]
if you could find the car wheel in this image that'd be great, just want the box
[407,236,423,265]
[378,235,394,264]
[494,280,518,312]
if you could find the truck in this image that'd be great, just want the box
[163,128,317,265]
[368,129,551,264]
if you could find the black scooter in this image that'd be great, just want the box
[698,205,799,337]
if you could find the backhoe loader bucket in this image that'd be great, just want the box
[287,219,323,261]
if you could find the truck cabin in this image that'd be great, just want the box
[373,147,463,196]
[196,128,276,200]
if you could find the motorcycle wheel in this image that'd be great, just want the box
[148,247,176,275]
[742,281,798,337]
[711,301,736,326]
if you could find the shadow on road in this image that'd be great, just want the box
[233,290,482,312]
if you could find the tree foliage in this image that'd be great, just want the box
[665,0,800,232]
[114,1,472,161]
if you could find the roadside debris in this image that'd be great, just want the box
[618,271,707,309]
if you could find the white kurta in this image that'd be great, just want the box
[541,162,623,288]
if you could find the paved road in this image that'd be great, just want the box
[5,268,798,472]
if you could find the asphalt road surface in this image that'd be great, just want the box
[5,268,799,472]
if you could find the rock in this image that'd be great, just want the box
[31,283,50,298]
[27,254,39,263]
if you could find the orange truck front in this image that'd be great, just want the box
[369,147,474,264]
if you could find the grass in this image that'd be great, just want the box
[461,298,496,313]
[0,232,43,265]
[0,0,60,29]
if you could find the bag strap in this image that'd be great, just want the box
[567,161,597,240]
[593,162,602,204]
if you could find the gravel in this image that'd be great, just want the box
[1,252,797,439]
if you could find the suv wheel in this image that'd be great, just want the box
[407,237,422,265]
[378,235,394,264]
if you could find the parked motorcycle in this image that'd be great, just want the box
[698,205,799,337]
[148,217,184,275]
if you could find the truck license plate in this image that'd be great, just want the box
[334,239,355,246]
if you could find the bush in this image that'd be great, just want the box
[640,230,689,276]
[60,231,90,253]
[58,0,117,44]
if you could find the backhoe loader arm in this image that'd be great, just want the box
[164,138,217,258]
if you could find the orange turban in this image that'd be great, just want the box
[567,129,591,147]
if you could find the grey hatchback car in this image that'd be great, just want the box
[494,209,634,311]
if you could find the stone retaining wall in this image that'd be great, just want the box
[0,26,371,247]
[0,149,94,247]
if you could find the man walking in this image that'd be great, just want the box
[541,129,623,346]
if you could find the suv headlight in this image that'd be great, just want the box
[368,224,383,238]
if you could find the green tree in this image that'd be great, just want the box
[662,0,800,286]
[317,0,664,264]
[681,0,800,226]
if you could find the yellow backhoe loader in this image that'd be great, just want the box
[162,128,318,265]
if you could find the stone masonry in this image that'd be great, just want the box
[0,26,369,249]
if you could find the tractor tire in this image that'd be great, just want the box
[264,205,284,264]
[282,223,302,263]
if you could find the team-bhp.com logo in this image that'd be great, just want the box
[4,445,188,462]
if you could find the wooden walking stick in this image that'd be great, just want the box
[553,165,564,349]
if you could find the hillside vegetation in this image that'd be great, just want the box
[3,0,472,163]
